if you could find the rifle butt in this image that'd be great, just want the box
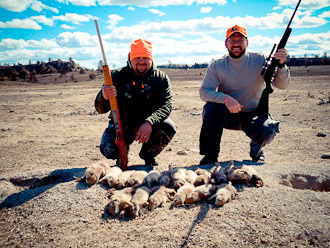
[118,141,128,170]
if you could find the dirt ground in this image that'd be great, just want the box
[0,65,329,247]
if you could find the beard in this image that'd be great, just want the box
[228,47,246,58]
[135,63,148,75]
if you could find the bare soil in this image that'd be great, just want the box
[0,66,329,248]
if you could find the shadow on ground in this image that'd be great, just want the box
[0,168,85,209]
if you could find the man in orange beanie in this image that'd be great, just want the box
[95,39,176,167]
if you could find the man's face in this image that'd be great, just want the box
[131,57,152,76]
[225,33,248,58]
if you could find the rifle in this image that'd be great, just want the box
[95,20,128,170]
[256,0,301,118]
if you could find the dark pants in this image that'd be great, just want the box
[100,118,177,161]
[199,102,279,158]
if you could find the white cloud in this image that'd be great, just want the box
[0,0,58,13]
[97,0,227,7]
[278,0,330,10]
[31,15,54,26]
[250,9,327,29]
[273,6,282,11]
[1,30,329,69]
[0,18,42,30]
[26,38,59,49]
[127,7,135,11]
[60,24,76,30]
[30,1,59,13]
[247,31,330,59]
[55,0,96,6]
[200,7,212,13]
[105,7,326,43]
[149,9,166,16]
[0,13,97,30]
[53,13,96,25]
[0,39,28,50]
[107,14,124,29]
[105,8,327,42]
[319,11,330,19]
[55,32,97,47]
[285,31,330,56]
[70,0,96,6]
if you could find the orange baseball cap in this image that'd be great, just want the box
[129,39,153,61]
[226,25,248,40]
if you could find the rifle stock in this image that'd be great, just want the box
[95,20,128,170]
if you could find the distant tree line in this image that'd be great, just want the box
[286,53,329,67]
[1,53,329,82]
[158,53,330,69]
[0,58,83,82]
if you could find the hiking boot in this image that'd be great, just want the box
[251,150,265,161]
[144,157,158,166]
[250,141,266,161]
[199,156,218,165]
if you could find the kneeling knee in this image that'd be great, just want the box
[100,143,118,159]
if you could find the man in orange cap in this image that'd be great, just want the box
[199,25,291,164]
[95,39,176,167]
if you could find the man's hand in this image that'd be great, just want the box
[135,121,152,144]
[273,48,288,65]
[102,85,117,100]
[224,95,243,114]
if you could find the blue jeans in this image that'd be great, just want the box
[199,102,279,158]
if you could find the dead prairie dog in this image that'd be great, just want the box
[210,163,228,184]
[99,166,123,187]
[240,165,263,187]
[149,186,176,211]
[143,170,161,188]
[158,170,172,187]
[129,186,152,217]
[194,168,212,186]
[185,170,198,185]
[208,182,237,207]
[228,167,250,185]
[228,164,263,186]
[172,182,195,206]
[117,170,134,189]
[171,168,187,189]
[75,161,111,185]
[108,187,135,216]
[126,171,148,187]
[185,184,216,204]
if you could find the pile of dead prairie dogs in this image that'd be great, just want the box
[76,160,263,218]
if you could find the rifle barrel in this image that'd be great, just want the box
[286,0,301,28]
[95,20,108,66]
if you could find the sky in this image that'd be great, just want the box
[0,0,329,69]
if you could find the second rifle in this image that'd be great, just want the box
[95,20,128,170]
[256,0,301,118]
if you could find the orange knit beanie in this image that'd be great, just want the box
[129,39,153,61]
